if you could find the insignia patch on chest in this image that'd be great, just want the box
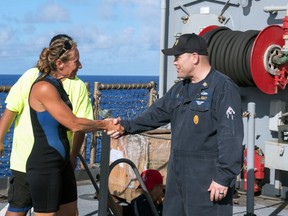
[201,91,208,96]
[226,106,235,120]
[196,101,204,105]
[200,96,207,100]
[202,82,208,87]
[193,115,199,124]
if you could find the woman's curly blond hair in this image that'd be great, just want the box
[37,37,77,77]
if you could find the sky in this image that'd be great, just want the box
[0,0,162,76]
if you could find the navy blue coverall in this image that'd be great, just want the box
[121,68,244,216]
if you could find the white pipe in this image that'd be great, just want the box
[246,102,256,215]
[159,0,167,97]
[263,5,288,13]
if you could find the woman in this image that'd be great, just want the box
[0,34,94,216]
[26,36,119,216]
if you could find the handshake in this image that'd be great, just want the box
[103,117,125,139]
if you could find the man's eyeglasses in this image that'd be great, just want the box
[59,40,72,58]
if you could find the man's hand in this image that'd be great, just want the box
[207,180,228,202]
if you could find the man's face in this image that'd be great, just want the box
[173,53,196,79]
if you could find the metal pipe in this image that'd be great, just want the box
[109,158,159,216]
[246,102,256,216]
[274,170,282,197]
[96,82,155,90]
[78,154,100,194]
[178,2,190,16]
[98,133,111,216]
[159,0,167,97]
[90,82,101,165]
[79,134,87,170]
[272,54,288,65]
[0,86,11,92]
[263,5,288,13]
[78,153,121,216]
[148,81,156,106]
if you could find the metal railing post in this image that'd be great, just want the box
[246,102,256,216]
[98,133,111,216]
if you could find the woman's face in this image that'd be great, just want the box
[61,47,82,79]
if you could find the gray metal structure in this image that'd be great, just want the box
[159,0,288,201]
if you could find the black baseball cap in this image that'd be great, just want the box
[162,33,208,56]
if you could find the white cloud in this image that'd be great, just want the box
[24,2,70,23]
[0,26,13,45]
[0,0,161,75]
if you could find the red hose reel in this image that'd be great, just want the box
[250,25,286,94]
[199,23,288,94]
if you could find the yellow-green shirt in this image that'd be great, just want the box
[5,68,94,173]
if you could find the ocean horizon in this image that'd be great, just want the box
[0,74,159,86]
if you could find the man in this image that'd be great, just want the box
[110,33,244,215]
[0,34,94,216]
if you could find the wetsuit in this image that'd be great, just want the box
[26,75,77,213]
[5,68,93,213]
[120,68,244,216]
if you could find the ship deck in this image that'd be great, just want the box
[0,169,288,216]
